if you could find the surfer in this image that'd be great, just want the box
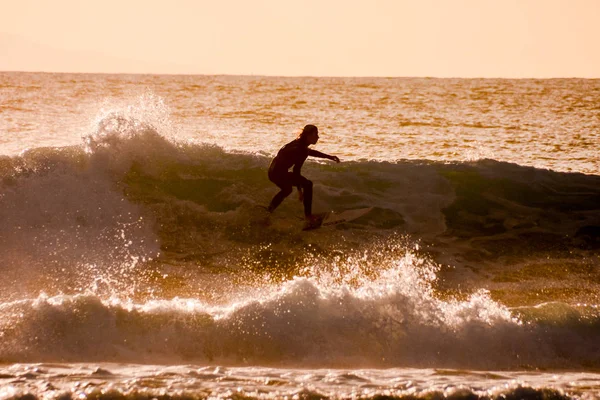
[267,124,340,228]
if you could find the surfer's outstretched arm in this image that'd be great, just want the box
[308,149,340,163]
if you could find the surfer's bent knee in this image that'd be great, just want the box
[281,185,293,196]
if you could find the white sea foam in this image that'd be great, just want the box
[1,248,598,370]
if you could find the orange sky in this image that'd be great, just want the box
[1,0,599,77]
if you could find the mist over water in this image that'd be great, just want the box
[1,72,600,399]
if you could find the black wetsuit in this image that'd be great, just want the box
[267,138,324,216]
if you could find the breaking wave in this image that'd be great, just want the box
[1,111,600,369]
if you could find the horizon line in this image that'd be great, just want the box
[1,69,599,80]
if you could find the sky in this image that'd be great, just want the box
[1,0,599,78]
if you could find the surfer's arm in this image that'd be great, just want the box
[308,149,340,163]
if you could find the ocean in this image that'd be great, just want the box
[1,71,599,399]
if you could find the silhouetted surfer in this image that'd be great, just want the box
[267,124,340,229]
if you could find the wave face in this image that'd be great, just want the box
[1,112,600,368]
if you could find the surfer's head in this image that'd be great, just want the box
[299,124,319,145]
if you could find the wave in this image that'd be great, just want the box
[1,252,599,369]
[1,112,600,368]
[1,113,599,283]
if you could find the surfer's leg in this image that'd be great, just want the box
[300,178,313,217]
[267,179,293,213]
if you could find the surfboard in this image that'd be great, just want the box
[302,207,373,231]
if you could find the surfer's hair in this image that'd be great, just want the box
[298,124,318,140]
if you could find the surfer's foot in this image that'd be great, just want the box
[302,214,321,230]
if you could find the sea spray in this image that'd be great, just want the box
[1,242,598,369]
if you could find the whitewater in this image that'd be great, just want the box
[1,72,600,399]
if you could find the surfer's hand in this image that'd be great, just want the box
[298,189,304,202]
[330,156,340,163]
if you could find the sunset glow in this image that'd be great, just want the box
[2,0,599,77]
